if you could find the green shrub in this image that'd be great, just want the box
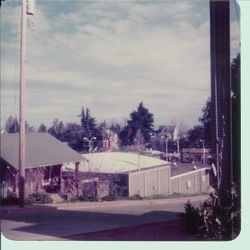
[25,192,53,204]
[182,200,202,234]
[182,184,240,240]
[1,192,19,206]
[71,195,99,202]
[127,194,143,200]
[101,195,116,201]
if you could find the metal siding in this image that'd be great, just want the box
[128,172,145,197]
[145,169,158,196]
[128,166,170,197]
[170,168,210,195]
[171,178,179,194]
[159,167,170,195]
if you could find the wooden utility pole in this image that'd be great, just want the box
[210,0,232,193]
[19,0,34,207]
[18,0,27,208]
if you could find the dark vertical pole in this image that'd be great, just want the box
[210,0,232,193]
[75,162,80,197]
[19,0,27,208]
[59,165,62,185]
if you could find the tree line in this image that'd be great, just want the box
[3,101,210,152]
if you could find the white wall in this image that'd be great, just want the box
[128,166,171,197]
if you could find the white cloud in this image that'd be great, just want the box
[1,0,213,128]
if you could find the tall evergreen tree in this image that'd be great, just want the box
[4,115,19,133]
[80,107,98,139]
[37,123,47,133]
[199,98,212,146]
[187,125,204,147]
[63,122,84,150]
[120,102,154,145]
[48,119,65,141]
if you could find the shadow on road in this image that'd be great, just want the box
[1,208,184,240]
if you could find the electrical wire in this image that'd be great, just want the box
[30,15,209,93]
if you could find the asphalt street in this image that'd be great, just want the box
[1,195,208,240]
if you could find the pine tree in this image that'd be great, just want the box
[80,107,99,139]
[5,115,19,133]
[121,102,154,145]
[37,123,47,133]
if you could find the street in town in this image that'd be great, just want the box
[1,195,208,241]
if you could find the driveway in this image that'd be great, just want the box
[1,195,208,240]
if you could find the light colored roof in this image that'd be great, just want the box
[80,152,169,174]
[182,148,211,153]
[1,133,86,169]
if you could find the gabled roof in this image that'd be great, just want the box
[0,133,86,169]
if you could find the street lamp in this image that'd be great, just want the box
[83,137,96,153]
[200,139,205,164]
[161,135,171,161]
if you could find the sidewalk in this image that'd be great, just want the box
[44,194,209,211]
[2,194,208,213]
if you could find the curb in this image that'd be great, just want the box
[1,205,57,213]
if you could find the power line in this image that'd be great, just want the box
[30,25,209,93]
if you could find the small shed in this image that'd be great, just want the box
[0,133,86,198]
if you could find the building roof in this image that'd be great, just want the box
[182,148,211,154]
[79,152,169,174]
[170,163,209,177]
[0,133,86,169]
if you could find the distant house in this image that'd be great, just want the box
[102,129,119,151]
[156,125,175,138]
[0,133,86,199]
[181,148,211,164]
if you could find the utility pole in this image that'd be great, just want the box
[210,0,231,193]
[19,0,34,207]
[173,126,180,162]
[162,135,170,161]
[18,0,27,208]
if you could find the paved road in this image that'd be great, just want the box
[1,195,208,240]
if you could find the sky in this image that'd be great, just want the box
[1,0,240,130]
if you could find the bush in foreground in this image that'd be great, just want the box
[182,185,240,240]
[25,192,53,205]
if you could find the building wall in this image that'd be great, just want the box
[65,166,208,199]
[0,163,61,199]
[0,165,17,199]
[75,172,129,197]
[170,168,210,194]
[182,149,211,164]
[25,167,45,195]
[128,166,171,197]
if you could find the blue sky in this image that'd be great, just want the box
[1,0,240,129]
